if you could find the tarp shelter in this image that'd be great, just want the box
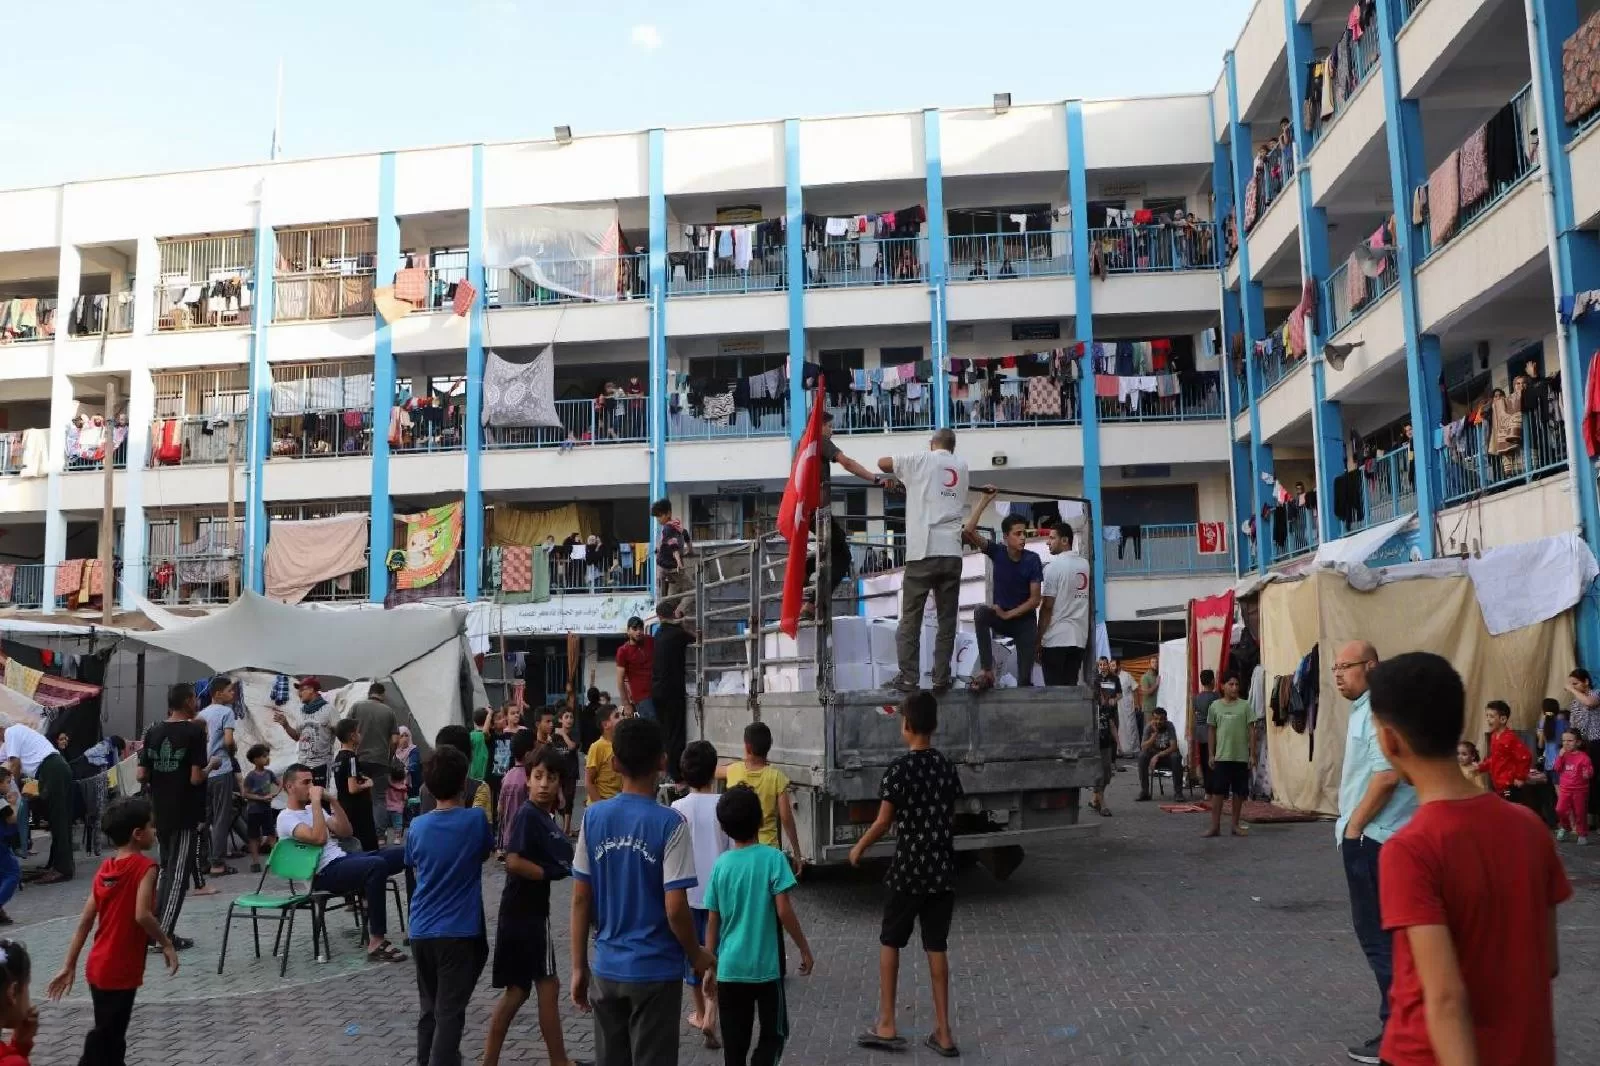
[123,592,487,763]
[1252,566,1577,816]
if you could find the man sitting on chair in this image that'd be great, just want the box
[1136,708,1185,802]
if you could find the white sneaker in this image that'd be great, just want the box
[1556,828,1569,842]
[1578,836,1590,846]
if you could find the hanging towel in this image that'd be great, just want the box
[451,279,477,316]
[395,502,465,590]
[1428,150,1461,247]
[1094,374,1119,398]
[483,347,563,428]
[1346,253,1367,307]
[1458,124,1490,208]
[500,546,534,593]
[393,267,428,305]
[264,512,371,605]
[55,560,84,597]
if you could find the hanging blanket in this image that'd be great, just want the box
[55,560,84,597]
[1345,252,1367,309]
[265,512,371,605]
[0,565,13,603]
[500,545,534,593]
[1241,176,1260,232]
[1457,124,1490,208]
[176,525,239,585]
[483,347,563,429]
[1562,7,1600,125]
[387,552,461,606]
[395,502,464,590]
[31,672,102,709]
[1428,150,1461,248]
[393,267,428,305]
[4,659,41,699]
[451,279,477,316]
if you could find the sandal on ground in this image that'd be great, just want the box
[209,864,239,877]
[1097,806,1113,817]
[856,1031,907,1051]
[925,1034,961,1058]
[367,943,408,962]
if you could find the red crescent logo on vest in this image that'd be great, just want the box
[1075,572,1089,591]
[942,468,958,488]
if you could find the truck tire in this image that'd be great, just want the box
[978,844,1026,881]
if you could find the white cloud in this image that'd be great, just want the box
[630,24,662,51]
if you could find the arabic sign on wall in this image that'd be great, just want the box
[470,594,655,637]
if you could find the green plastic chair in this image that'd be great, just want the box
[215,838,333,977]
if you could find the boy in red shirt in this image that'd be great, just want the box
[47,796,178,1066]
[1368,653,1571,1066]
[1476,700,1534,802]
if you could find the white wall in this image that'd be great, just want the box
[940,104,1068,177]
[1307,76,1385,205]
[798,114,925,186]
[663,123,786,195]
[395,148,474,218]
[1082,97,1215,171]
[0,188,62,254]
[1415,179,1546,336]
[1232,0,1287,120]
[1573,124,1600,229]
[483,134,650,207]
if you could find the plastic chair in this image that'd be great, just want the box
[216,838,333,977]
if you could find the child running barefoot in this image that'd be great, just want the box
[1552,730,1594,844]
[706,785,814,1066]
[671,741,731,1048]
[482,747,583,1066]
[0,939,36,1066]
[850,692,964,1059]
[48,797,178,1066]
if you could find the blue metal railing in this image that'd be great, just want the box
[825,395,934,435]
[950,389,1080,429]
[1098,378,1225,422]
[1323,254,1399,336]
[485,396,647,450]
[947,232,1073,280]
[1420,84,1537,260]
[1336,448,1418,537]
[485,256,649,308]
[1308,24,1382,147]
[0,564,48,609]
[149,413,249,467]
[1256,339,1306,395]
[392,413,465,454]
[1230,366,1249,417]
[485,551,650,596]
[1105,523,1234,576]
[804,236,928,290]
[1437,408,1569,506]
[668,405,787,442]
[65,436,128,472]
[1400,0,1425,25]
[667,252,785,297]
[1270,517,1321,565]
[1088,225,1220,273]
[268,410,370,459]
[1246,143,1296,234]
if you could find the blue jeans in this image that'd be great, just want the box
[634,697,657,721]
[0,840,18,909]
[1341,836,1391,1027]
[315,849,401,939]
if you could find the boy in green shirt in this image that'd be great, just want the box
[705,784,814,1066]
[470,708,491,781]
[1204,672,1256,838]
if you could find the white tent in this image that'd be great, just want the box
[125,592,488,758]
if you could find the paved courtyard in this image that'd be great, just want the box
[8,781,1599,1065]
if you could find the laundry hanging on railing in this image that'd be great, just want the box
[264,513,370,605]
[64,415,129,463]
[483,346,563,429]
[0,298,56,343]
[394,502,464,591]
[175,524,239,586]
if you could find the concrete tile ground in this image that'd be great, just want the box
[6,775,1598,1065]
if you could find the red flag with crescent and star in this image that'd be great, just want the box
[777,379,826,637]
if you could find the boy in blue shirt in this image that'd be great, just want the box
[570,717,713,1066]
[483,747,580,1066]
[705,784,814,1066]
[406,745,493,1066]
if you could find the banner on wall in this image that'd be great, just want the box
[469,594,654,637]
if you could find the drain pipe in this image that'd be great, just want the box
[1524,0,1587,534]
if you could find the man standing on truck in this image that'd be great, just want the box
[651,600,695,784]
[962,487,1042,691]
[880,428,969,693]
[1037,522,1090,686]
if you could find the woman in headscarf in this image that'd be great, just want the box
[394,726,421,809]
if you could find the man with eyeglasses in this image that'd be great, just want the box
[1332,640,1418,1065]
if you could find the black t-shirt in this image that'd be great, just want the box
[1095,674,1122,709]
[334,749,379,852]
[651,622,694,703]
[139,720,207,829]
[1144,722,1177,754]
[499,803,573,926]
[880,747,964,895]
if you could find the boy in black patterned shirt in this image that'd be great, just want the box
[848,691,963,1058]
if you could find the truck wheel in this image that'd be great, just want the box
[978,845,1026,881]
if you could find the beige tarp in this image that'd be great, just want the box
[264,513,370,604]
[1258,570,1576,815]
[489,502,604,548]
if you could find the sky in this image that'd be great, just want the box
[0,0,1256,190]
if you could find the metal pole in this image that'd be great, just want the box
[227,419,239,602]
[134,652,147,738]
[101,378,119,626]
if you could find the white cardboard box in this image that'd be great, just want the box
[830,616,874,666]
[833,663,881,692]
[868,618,899,665]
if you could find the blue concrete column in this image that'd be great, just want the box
[1374,0,1441,555]
[367,153,400,603]
[245,190,276,594]
[1066,101,1105,611]
[1225,51,1275,572]
[647,129,669,596]
[923,109,951,428]
[1284,0,1347,542]
[784,118,807,448]
[463,145,486,600]
[1530,0,1600,662]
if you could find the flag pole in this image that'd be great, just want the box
[270,58,284,160]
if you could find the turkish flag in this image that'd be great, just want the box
[778,381,826,637]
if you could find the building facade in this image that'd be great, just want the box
[3,0,1598,671]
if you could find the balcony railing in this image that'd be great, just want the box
[1400,0,1425,25]
[825,396,934,435]
[667,251,785,297]
[0,297,57,343]
[487,552,650,597]
[1323,254,1399,337]
[946,232,1073,281]
[392,413,465,454]
[1438,407,1569,507]
[65,431,128,472]
[485,396,648,450]
[1335,448,1418,538]
[803,236,928,290]
[1270,516,1321,566]
[1230,365,1250,416]
[1088,224,1220,274]
[273,272,375,322]
[149,414,247,467]
[668,404,787,442]
[269,410,372,459]
[1256,339,1306,394]
[950,388,1081,429]
[1419,84,1537,260]
[144,554,239,605]
[67,293,134,337]
[486,255,649,308]
[1245,143,1296,234]
[1308,21,1382,147]
[1098,376,1225,422]
[420,265,470,311]
[1105,524,1234,576]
